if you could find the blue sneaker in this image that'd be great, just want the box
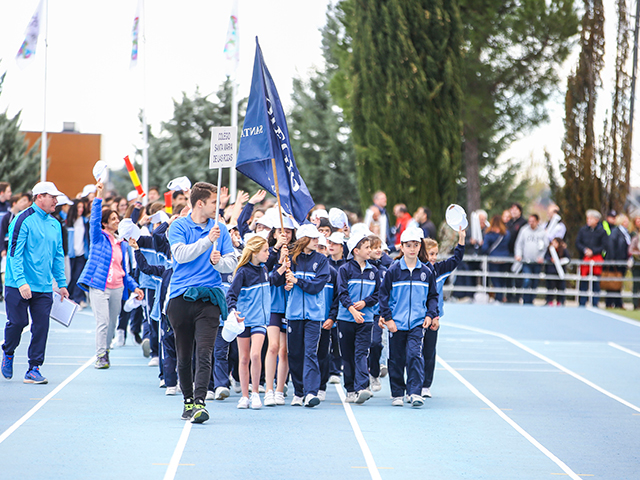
[2,352,14,379]
[24,366,48,384]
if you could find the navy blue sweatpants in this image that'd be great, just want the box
[368,319,383,378]
[2,287,53,368]
[338,321,372,393]
[422,327,438,388]
[160,314,177,388]
[287,320,321,397]
[388,326,425,398]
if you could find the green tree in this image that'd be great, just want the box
[289,8,359,213]
[0,69,41,193]
[335,0,464,224]
[112,79,249,198]
[458,0,580,211]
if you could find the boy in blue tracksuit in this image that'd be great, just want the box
[317,235,339,401]
[226,235,287,409]
[283,224,331,408]
[336,232,380,404]
[367,235,389,392]
[420,228,465,398]
[379,227,439,407]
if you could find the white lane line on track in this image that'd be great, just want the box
[163,421,193,480]
[334,384,382,480]
[587,307,640,328]
[437,355,582,480]
[447,322,640,414]
[0,356,95,445]
[608,342,640,358]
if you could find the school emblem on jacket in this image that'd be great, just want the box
[227,274,233,283]
[313,262,318,272]
[369,272,375,280]
[421,272,426,282]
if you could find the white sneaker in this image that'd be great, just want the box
[370,376,382,392]
[275,392,286,405]
[258,384,266,393]
[264,390,276,406]
[318,390,326,402]
[237,396,250,409]
[355,389,372,404]
[380,364,388,377]
[345,392,357,403]
[411,394,424,407]
[231,378,241,393]
[205,390,216,401]
[328,375,341,384]
[392,397,404,406]
[159,379,166,388]
[290,395,304,407]
[214,386,230,400]
[304,394,320,408]
[141,338,151,358]
[421,387,432,398]
[250,392,262,409]
[165,386,179,396]
[148,356,159,367]
[111,329,125,348]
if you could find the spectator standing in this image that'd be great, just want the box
[364,191,392,246]
[506,203,528,302]
[392,204,414,248]
[0,182,13,216]
[414,206,437,239]
[514,214,548,304]
[1,182,69,384]
[628,215,640,309]
[604,214,631,308]
[576,210,608,307]
[479,216,511,303]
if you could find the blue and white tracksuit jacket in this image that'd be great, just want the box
[285,251,330,321]
[336,259,380,323]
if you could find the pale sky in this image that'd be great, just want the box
[0,0,637,191]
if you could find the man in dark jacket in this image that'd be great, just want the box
[605,214,630,308]
[576,210,608,307]
[506,203,528,302]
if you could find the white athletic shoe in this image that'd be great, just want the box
[165,386,179,396]
[392,397,404,407]
[159,379,166,388]
[411,394,424,407]
[205,390,216,401]
[304,394,320,408]
[111,329,125,348]
[275,392,286,405]
[290,395,304,407]
[345,392,357,403]
[328,375,341,384]
[421,387,432,398]
[148,356,159,367]
[264,390,276,406]
[141,338,151,358]
[258,384,266,393]
[250,392,262,409]
[355,389,372,404]
[370,376,382,392]
[214,386,230,400]
[318,390,326,402]
[380,364,388,378]
[237,396,250,409]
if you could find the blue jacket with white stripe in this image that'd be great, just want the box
[226,262,284,328]
[429,244,464,318]
[379,257,438,330]
[285,250,330,321]
[324,265,340,321]
[336,259,380,323]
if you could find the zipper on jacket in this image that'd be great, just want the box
[408,270,413,329]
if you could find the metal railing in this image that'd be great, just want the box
[442,254,640,306]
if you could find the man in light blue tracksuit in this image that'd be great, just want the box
[1,182,69,384]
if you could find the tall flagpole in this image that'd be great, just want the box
[40,0,48,182]
[230,78,238,201]
[141,0,149,204]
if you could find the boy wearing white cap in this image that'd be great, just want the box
[379,227,438,407]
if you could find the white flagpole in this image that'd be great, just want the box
[230,79,238,201]
[141,0,149,204]
[40,0,48,182]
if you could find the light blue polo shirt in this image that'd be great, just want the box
[167,215,234,299]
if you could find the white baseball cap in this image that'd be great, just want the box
[81,184,97,198]
[123,293,145,312]
[56,194,74,206]
[92,160,108,182]
[118,218,141,241]
[327,232,345,245]
[33,181,63,197]
[400,227,424,243]
[329,208,349,229]
[296,223,322,239]
[310,209,329,222]
[317,235,328,248]
[167,176,191,192]
[149,210,170,225]
[347,230,372,256]
[126,190,138,202]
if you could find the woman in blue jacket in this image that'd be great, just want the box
[226,235,288,410]
[479,215,511,303]
[78,182,143,369]
[284,223,330,408]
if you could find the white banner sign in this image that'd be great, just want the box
[209,126,237,169]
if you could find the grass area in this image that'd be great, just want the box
[609,308,640,322]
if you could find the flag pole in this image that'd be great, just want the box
[270,157,285,232]
[40,0,49,182]
[141,0,149,205]
[213,167,222,250]
[230,79,238,202]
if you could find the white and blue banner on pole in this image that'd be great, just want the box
[223,0,239,77]
[209,126,238,170]
[236,37,315,224]
[130,0,142,68]
[16,0,44,68]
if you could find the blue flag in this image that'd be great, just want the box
[236,37,314,224]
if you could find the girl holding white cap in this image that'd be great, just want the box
[263,219,296,406]
[226,236,289,409]
[284,223,331,407]
[379,227,439,407]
